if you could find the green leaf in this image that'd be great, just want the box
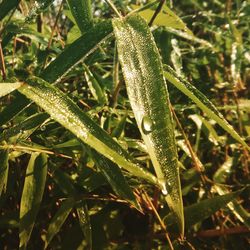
[76,202,92,249]
[165,190,243,232]
[131,3,193,35]
[0,82,23,98]
[0,113,49,143]
[0,0,20,21]
[90,150,140,210]
[67,0,93,33]
[42,198,75,249]
[0,148,9,196]
[0,92,31,127]
[19,153,48,249]
[18,77,158,186]
[113,14,184,234]
[41,20,113,83]
[163,65,250,151]
[83,64,107,105]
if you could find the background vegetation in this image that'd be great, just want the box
[0,0,249,249]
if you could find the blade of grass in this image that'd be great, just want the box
[0,148,9,196]
[0,82,23,98]
[0,0,20,21]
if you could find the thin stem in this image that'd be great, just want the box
[149,0,166,27]
[142,189,174,250]
[105,0,123,18]
[0,40,6,80]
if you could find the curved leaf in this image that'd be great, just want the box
[163,65,250,151]
[113,14,184,234]
[19,153,48,249]
[18,77,158,186]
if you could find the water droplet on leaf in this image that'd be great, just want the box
[141,116,154,134]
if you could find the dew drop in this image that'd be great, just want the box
[161,184,168,196]
[141,115,154,134]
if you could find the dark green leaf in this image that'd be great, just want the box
[0,0,20,21]
[42,198,75,249]
[41,20,113,83]
[67,0,93,33]
[0,148,9,196]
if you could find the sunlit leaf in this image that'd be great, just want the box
[113,14,184,234]
[19,153,48,249]
[163,65,250,151]
[18,77,158,186]
[0,82,23,98]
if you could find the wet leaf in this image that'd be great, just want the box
[19,153,48,249]
[163,65,250,151]
[113,14,184,234]
[67,0,93,33]
[41,20,113,83]
[18,77,158,186]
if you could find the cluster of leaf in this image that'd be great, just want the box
[0,0,249,249]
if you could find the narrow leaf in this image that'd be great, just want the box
[0,0,20,21]
[0,113,49,143]
[18,77,158,186]
[91,150,140,210]
[0,92,31,127]
[67,0,93,33]
[165,190,243,231]
[19,153,48,249]
[113,14,184,234]
[163,65,250,150]
[0,148,9,196]
[77,202,92,249]
[42,198,75,249]
[0,82,23,98]
[41,20,113,83]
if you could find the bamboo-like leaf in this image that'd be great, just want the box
[41,20,113,83]
[0,113,49,143]
[0,148,9,196]
[165,190,243,231]
[0,82,23,98]
[42,198,75,249]
[163,65,250,151]
[83,64,107,105]
[67,0,93,33]
[18,77,158,186]
[0,0,20,21]
[76,202,92,249]
[90,150,140,210]
[0,92,31,127]
[19,153,48,249]
[113,14,184,234]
